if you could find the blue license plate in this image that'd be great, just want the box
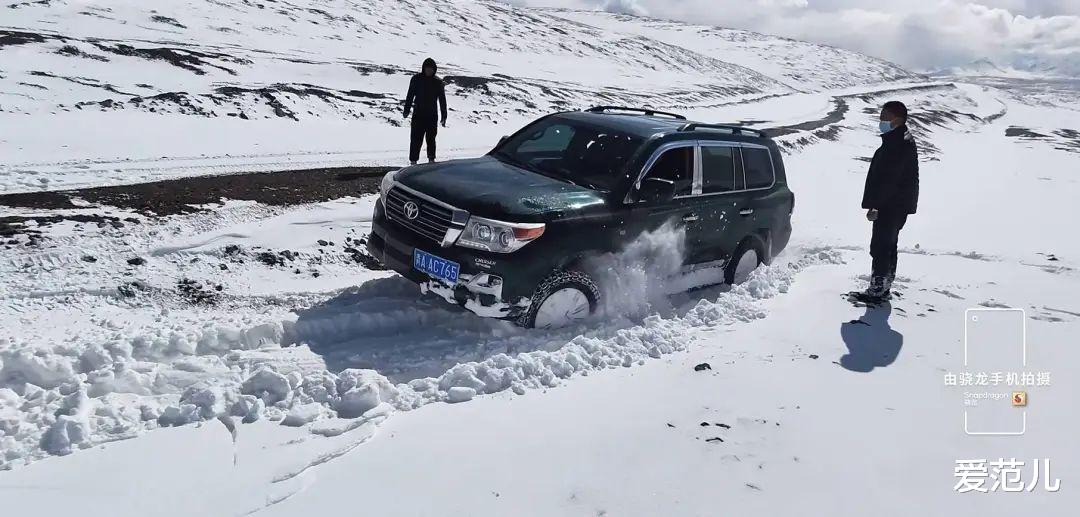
[413,249,460,284]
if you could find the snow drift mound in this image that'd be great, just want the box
[0,245,842,469]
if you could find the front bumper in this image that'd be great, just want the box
[366,199,535,319]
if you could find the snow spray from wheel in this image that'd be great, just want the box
[583,222,687,320]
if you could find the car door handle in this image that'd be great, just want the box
[739,208,754,216]
[682,213,700,223]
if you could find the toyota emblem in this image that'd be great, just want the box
[403,201,420,220]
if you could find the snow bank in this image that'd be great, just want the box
[0,245,842,469]
[410,247,844,403]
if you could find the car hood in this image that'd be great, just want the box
[394,156,607,221]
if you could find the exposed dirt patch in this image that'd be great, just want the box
[176,278,222,305]
[56,44,110,62]
[0,166,394,218]
[0,213,131,242]
[0,29,50,47]
[1006,126,1048,138]
[150,15,186,29]
[91,42,248,75]
[444,75,501,94]
[766,98,849,138]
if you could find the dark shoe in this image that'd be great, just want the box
[409,160,417,165]
[427,158,436,163]
[865,276,890,299]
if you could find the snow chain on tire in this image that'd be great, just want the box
[518,270,600,328]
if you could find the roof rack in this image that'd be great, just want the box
[585,106,687,120]
[679,123,766,137]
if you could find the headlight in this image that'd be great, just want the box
[379,169,399,206]
[456,216,545,253]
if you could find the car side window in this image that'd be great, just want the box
[701,145,736,193]
[743,147,774,189]
[516,124,575,153]
[643,146,694,197]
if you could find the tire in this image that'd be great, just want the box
[724,237,766,285]
[518,270,600,329]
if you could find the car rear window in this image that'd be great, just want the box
[742,147,774,189]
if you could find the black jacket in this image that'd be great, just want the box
[404,58,447,126]
[862,125,919,214]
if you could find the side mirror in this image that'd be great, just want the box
[497,135,509,146]
[638,177,676,203]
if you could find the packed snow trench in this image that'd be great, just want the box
[0,186,844,468]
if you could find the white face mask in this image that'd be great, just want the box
[879,120,894,134]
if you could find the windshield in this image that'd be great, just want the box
[493,117,642,191]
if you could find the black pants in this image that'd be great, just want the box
[870,210,908,278]
[409,121,437,162]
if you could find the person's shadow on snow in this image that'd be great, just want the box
[840,303,903,372]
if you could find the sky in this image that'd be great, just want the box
[503,0,1080,75]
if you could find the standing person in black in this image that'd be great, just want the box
[403,58,448,165]
[862,100,919,299]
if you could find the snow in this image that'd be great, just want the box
[2,1,1079,515]
[0,0,923,194]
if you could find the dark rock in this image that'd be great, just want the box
[809,354,819,359]
[693,363,712,371]
[117,281,147,298]
[256,251,284,266]
[344,246,385,270]
[81,255,97,263]
[176,278,218,305]
[127,257,146,266]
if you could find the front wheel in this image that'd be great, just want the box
[518,270,600,329]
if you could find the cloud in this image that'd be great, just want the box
[507,0,1080,75]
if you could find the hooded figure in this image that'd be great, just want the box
[861,100,919,299]
[403,57,448,164]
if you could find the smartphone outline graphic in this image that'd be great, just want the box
[963,308,1026,436]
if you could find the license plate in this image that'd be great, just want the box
[413,249,460,284]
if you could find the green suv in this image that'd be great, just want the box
[367,107,794,328]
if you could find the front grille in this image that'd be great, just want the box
[385,186,453,243]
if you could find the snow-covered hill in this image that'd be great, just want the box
[1,2,1079,515]
[0,0,924,192]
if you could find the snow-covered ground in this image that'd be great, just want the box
[2,1,1079,515]
[0,0,921,192]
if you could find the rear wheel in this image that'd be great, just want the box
[725,238,765,285]
[519,270,599,329]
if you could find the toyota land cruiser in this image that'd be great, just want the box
[367,106,794,328]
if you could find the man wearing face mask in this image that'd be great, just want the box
[861,101,919,300]
[403,57,448,165]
